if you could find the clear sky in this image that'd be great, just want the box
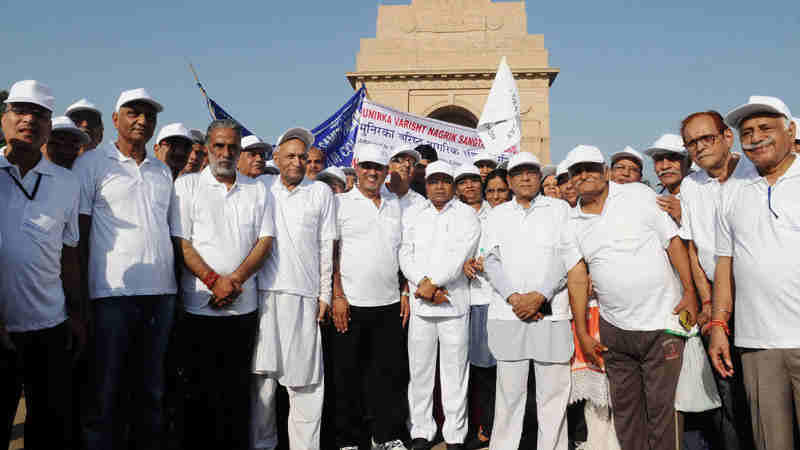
[3,0,798,178]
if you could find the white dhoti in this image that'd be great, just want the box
[490,360,571,450]
[251,291,324,450]
[407,313,470,444]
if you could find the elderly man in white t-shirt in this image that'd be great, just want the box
[710,96,800,450]
[170,119,274,449]
[564,145,698,450]
[479,152,579,450]
[73,88,177,450]
[644,134,690,224]
[382,143,426,212]
[609,146,644,184]
[400,161,480,450]
[251,127,337,450]
[330,144,409,450]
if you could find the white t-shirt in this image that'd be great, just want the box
[716,155,800,349]
[679,154,753,281]
[72,143,177,299]
[568,182,681,331]
[0,154,80,332]
[382,184,426,213]
[256,176,337,299]
[169,168,275,316]
[336,187,402,307]
[469,201,500,307]
[484,196,581,321]
[399,198,480,318]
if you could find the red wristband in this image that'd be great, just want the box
[202,271,220,290]
[707,319,730,335]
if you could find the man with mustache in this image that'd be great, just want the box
[609,146,644,184]
[65,98,103,153]
[154,122,194,180]
[74,88,176,450]
[677,110,755,450]
[45,116,91,169]
[400,161,480,450]
[252,127,336,450]
[238,134,270,178]
[644,134,689,224]
[564,145,697,450]
[169,119,274,449]
[383,144,426,212]
[180,129,207,176]
[0,80,84,449]
[306,146,325,180]
[330,144,409,450]
[710,96,800,450]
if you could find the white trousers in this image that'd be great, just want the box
[251,375,325,450]
[490,360,570,450]
[407,314,470,444]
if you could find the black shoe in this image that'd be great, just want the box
[464,436,489,450]
[410,438,433,450]
[446,444,465,450]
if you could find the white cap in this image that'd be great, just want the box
[644,134,686,158]
[556,158,571,177]
[425,160,454,180]
[5,80,55,112]
[51,116,90,145]
[341,166,356,175]
[541,164,556,178]
[65,98,101,116]
[317,167,347,185]
[356,143,389,166]
[566,145,605,169]
[389,144,421,163]
[610,146,644,167]
[507,152,542,172]
[241,135,270,151]
[454,164,481,182]
[472,152,497,166]
[725,96,792,129]
[115,88,163,113]
[155,123,193,144]
[793,117,800,141]
[276,127,314,151]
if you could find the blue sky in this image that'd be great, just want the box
[3,0,798,177]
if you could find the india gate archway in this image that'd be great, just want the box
[347,0,559,162]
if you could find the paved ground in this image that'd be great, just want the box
[9,399,24,450]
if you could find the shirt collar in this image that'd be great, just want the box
[0,148,58,176]
[200,165,240,188]
[511,194,550,212]
[105,142,156,165]
[424,197,458,214]
[275,175,313,194]
[742,154,800,186]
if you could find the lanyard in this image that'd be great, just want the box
[5,169,43,201]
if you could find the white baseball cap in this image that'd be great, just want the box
[5,80,55,112]
[65,98,101,116]
[425,160,454,180]
[472,152,497,166]
[507,152,542,172]
[541,164,557,178]
[610,146,644,167]
[454,164,482,183]
[317,166,347,185]
[115,88,163,113]
[241,135,270,151]
[793,117,800,142]
[51,116,90,145]
[155,123,193,145]
[276,127,314,151]
[356,143,389,166]
[556,158,571,177]
[389,144,421,163]
[644,134,686,158]
[566,145,605,169]
[725,96,792,129]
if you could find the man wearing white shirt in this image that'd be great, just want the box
[564,145,698,450]
[170,119,274,449]
[330,144,409,450]
[0,80,85,449]
[252,127,336,450]
[644,134,690,224]
[154,122,194,180]
[678,110,753,449]
[383,144,426,212]
[400,161,480,450]
[73,88,177,450]
[710,96,800,450]
[479,152,578,450]
[65,98,104,153]
[609,146,644,184]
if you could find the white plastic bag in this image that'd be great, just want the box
[675,334,722,412]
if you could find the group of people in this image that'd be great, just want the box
[1,78,799,450]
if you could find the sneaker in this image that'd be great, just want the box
[372,438,408,450]
[445,444,465,450]
[409,438,433,450]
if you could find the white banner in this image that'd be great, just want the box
[354,99,491,168]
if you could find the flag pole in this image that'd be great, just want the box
[187,59,216,120]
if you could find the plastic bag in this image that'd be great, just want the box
[675,334,722,412]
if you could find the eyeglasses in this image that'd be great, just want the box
[568,162,605,177]
[611,164,641,174]
[685,133,721,151]
[7,103,51,120]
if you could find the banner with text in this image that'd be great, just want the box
[356,99,501,167]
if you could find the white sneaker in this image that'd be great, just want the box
[340,447,359,450]
[372,439,408,450]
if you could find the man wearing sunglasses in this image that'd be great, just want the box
[564,145,697,450]
[644,134,690,224]
[555,159,578,208]
[65,98,104,153]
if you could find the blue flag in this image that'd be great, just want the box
[311,87,366,168]
[206,96,253,137]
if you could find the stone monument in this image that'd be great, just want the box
[347,0,559,162]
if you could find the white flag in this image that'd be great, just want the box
[477,56,522,159]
